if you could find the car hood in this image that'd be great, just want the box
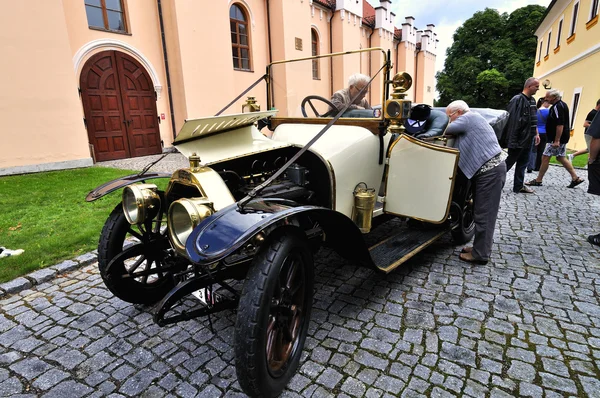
[173,111,291,164]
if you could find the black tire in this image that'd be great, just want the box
[235,230,314,398]
[450,186,475,244]
[98,203,176,305]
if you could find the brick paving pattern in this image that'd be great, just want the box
[2,163,600,397]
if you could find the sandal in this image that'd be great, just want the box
[525,179,543,186]
[567,177,584,188]
[461,247,473,254]
[458,252,488,265]
[588,234,600,247]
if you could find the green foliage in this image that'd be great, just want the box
[436,5,546,108]
[0,167,169,283]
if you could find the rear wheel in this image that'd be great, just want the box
[235,230,314,397]
[98,203,178,305]
[450,186,475,244]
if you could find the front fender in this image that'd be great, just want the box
[185,198,374,268]
[85,173,171,202]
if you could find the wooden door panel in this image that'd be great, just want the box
[116,53,161,158]
[80,50,161,162]
[80,51,129,161]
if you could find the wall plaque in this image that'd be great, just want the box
[295,37,303,51]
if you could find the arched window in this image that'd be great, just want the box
[311,29,319,79]
[230,4,252,71]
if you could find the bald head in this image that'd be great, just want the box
[523,78,540,96]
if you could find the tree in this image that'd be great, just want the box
[436,5,545,108]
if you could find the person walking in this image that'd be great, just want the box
[586,112,600,245]
[526,89,584,188]
[568,98,600,161]
[528,98,549,172]
[444,100,507,264]
[505,78,540,194]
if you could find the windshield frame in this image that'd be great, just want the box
[266,47,390,120]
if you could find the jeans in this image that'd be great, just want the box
[505,146,531,192]
[527,137,536,171]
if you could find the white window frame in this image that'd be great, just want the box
[570,0,580,36]
[546,30,552,55]
[538,40,543,62]
[571,87,583,131]
[590,0,599,20]
[556,17,563,48]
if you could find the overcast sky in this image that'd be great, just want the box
[373,0,550,80]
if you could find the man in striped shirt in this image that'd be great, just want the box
[526,90,584,188]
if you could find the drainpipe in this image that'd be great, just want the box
[157,0,177,140]
[266,0,273,64]
[329,8,335,97]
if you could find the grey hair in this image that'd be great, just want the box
[546,89,561,100]
[446,100,470,113]
[348,73,370,88]
[524,77,538,89]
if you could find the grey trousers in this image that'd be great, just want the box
[472,161,507,261]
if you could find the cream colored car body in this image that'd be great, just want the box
[175,111,459,223]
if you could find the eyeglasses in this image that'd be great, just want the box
[447,110,459,117]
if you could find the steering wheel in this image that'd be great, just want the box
[301,95,338,117]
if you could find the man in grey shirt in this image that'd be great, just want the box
[445,100,507,264]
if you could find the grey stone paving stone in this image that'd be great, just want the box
[341,376,366,397]
[27,269,58,285]
[43,380,93,398]
[51,260,80,274]
[0,377,23,396]
[0,278,32,295]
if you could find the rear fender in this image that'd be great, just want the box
[185,198,374,268]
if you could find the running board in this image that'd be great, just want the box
[369,226,450,273]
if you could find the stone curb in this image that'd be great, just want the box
[0,251,98,299]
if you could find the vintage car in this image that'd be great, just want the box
[86,48,507,397]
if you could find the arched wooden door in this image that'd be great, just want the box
[80,51,161,162]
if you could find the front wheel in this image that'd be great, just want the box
[235,230,314,398]
[97,203,177,305]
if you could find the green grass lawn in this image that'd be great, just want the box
[549,152,588,168]
[0,167,169,284]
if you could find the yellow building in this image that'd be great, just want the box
[0,0,437,175]
[534,0,600,150]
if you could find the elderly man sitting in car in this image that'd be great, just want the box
[330,73,372,113]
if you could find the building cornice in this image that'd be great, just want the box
[536,42,600,79]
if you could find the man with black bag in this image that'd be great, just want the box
[503,78,540,193]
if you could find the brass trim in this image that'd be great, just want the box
[544,55,549,61]
[268,47,387,67]
[383,134,459,224]
[553,45,560,54]
[267,47,389,118]
[566,33,576,44]
[374,229,449,274]
[586,15,598,29]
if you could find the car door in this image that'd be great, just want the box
[383,134,459,223]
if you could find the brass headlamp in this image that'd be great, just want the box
[168,198,214,255]
[122,184,161,224]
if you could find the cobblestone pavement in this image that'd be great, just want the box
[2,161,600,397]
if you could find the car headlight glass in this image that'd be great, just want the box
[168,198,213,254]
[122,184,160,224]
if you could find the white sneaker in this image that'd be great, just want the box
[568,154,574,162]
